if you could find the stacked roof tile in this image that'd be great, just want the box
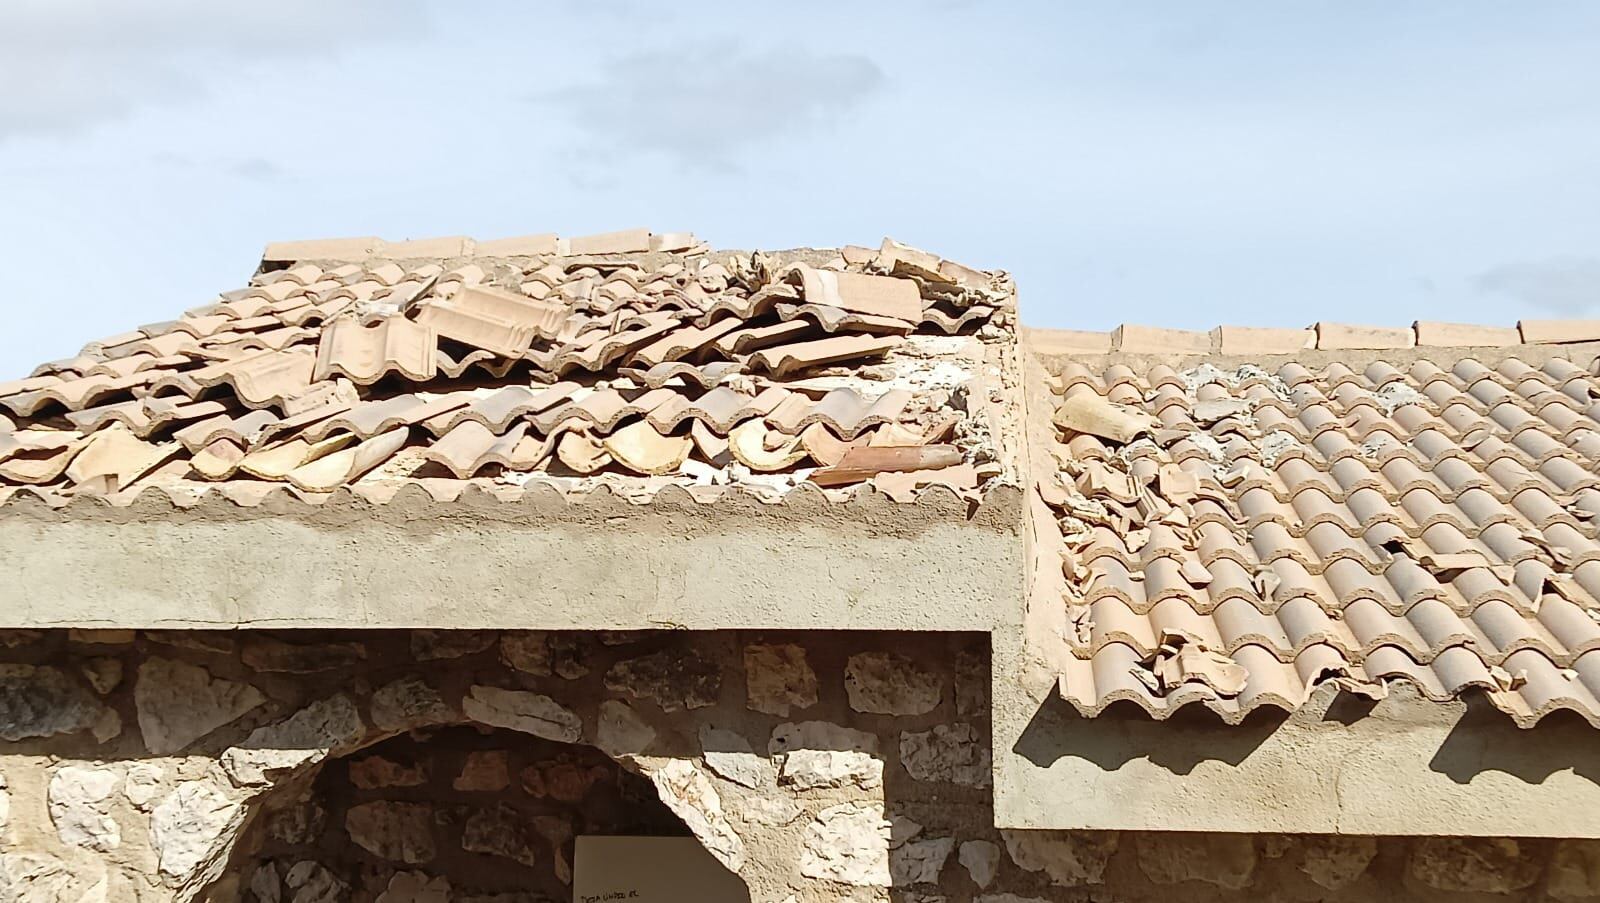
[1038,352,1600,727]
[0,232,1014,507]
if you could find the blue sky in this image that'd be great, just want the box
[2,1,1598,375]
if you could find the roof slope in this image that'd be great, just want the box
[1033,341,1600,727]
[0,231,1017,509]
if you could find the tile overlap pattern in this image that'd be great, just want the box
[1043,355,1600,726]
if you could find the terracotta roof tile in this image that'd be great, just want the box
[1039,353,1600,727]
[6,235,1017,509]
[783,266,922,322]
[0,234,1012,507]
[314,318,438,384]
[747,335,903,377]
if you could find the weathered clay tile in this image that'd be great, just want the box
[1044,353,1600,727]
[602,420,693,475]
[783,265,921,322]
[810,445,963,487]
[303,394,469,441]
[728,420,808,471]
[424,420,541,478]
[423,383,579,436]
[747,335,903,378]
[63,425,178,490]
[415,282,571,357]
[768,388,912,439]
[285,426,410,492]
[0,431,86,483]
[1,235,1009,508]
[314,317,438,384]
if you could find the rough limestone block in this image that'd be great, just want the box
[744,644,818,716]
[1002,830,1119,886]
[844,652,942,716]
[801,802,891,887]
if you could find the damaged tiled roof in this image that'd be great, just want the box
[0,231,1016,508]
[1036,348,1600,728]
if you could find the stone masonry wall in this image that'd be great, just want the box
[235,725,690,902]
[0,628,1597,902]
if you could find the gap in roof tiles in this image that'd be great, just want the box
[1035,352,1600,728]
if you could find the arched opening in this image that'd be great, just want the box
[220,724,743,901]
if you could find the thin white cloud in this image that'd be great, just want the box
[539,42,886,171]
[1475,257,1600,317]
[0,0,428,139]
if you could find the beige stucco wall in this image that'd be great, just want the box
[0,487,1024,632]
[991,640,1600,836]
[988,340,1600,838]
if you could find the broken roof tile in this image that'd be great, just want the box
[809,445,963,487]
[747,334,903,378]
[313,317,438,385]
[285,426,409,492]
[1,237,1007,505]
[767,388,912,440]
[784,266,922,322]
[222,350,319,408]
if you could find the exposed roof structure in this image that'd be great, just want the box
[1031,336,1600,728]
[0,230,1016,509]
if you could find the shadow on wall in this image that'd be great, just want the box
[1011,687,1283,775]
[1014,684,1600,785]
[1429,696,1600,785]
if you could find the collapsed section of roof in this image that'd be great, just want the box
[0,232,1019,509]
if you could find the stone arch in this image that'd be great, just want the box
[7,630,916,903]
[217,723,710,901]
[173,678,760,902]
